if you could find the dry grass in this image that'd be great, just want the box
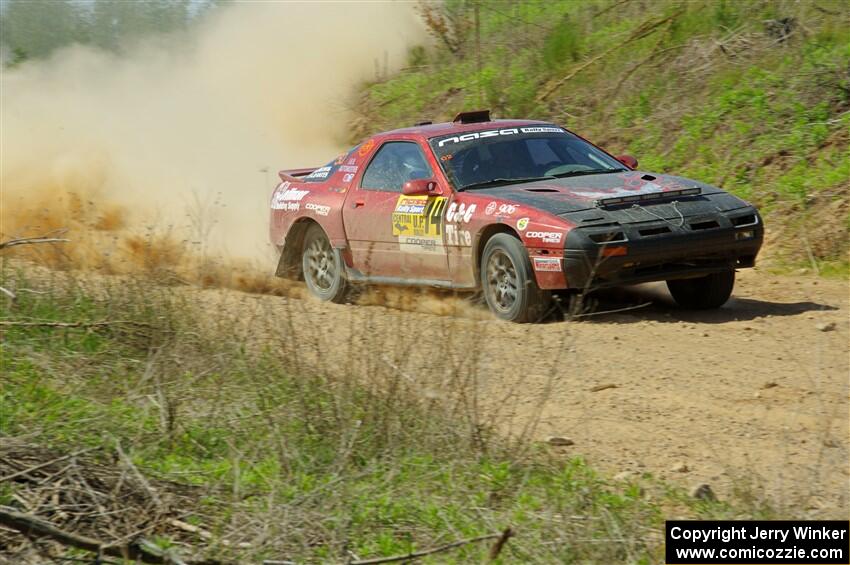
[2,259,741,564]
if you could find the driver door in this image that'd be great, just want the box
[343,140,450,282]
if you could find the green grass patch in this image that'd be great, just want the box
[0,267,762,563]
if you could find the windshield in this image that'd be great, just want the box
[429,126,626,190]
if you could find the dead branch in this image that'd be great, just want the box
[0,505,228,564]
[537,10,682,102]
[349,528,511,564]
[115,440,161,507]
[611,42,687,97]
[572,302,652,318]
[0,320,152,329]
[0,447,99,484]
[0,285,15,302]
[813,4,840,16]
[169,518,252,549]
[488,527,514,560]
[0,506,173,564]
[0,236,69,251]
[593,0,631,19]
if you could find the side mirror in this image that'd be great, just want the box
[402,178,439,195]
[616,154,638,169]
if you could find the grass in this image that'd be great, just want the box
[357,0,849,274]
[0,264,771,563]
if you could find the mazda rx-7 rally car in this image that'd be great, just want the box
[270,111,763,322]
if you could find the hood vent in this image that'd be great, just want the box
[524,188,559,193]
[594,186,701,208]
[639,226,671,236]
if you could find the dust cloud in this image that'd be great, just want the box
[1,2,425,262]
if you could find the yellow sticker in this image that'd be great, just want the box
[392,196,447,237]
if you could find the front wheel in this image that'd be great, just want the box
[481,234,552,323]
[667,270,735,309]
[302,224,348,303]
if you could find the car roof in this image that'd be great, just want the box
[379,119,558,140]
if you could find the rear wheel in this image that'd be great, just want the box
[302,224,348,303]
[481,234,551,322]
[667,270,735,309]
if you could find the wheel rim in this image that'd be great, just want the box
[485,249,519,313]
[304,236,336,292]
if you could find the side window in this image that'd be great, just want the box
[361,142,433,192]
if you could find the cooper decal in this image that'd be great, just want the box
[400,236,441,253]
[305,202,330,216]
[526,231,563,244]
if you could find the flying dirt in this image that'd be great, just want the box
[1,2,426,262]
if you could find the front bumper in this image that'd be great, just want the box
[562,208,763,289]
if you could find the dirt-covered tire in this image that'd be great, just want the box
[667,270,735,309]
[481,234,552,323]
[301,224,348,303]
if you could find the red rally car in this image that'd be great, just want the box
[270,111,763,322]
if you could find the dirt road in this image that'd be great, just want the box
[210,268,849,516]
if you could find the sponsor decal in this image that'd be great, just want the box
[400,236,441,253]
[495,203,517,215]
[339,165,358,173]
[446,202,476,223]
[518,126,563,134]
[516,217,529,231]
[392,196,447,238]
[394,195,429,215]
[533,257,562,272]
[274,202,300,212]
[304,166,332,180]
[358,139,376,157]
[446,224,472,247]
[271,182,309,210]
[342,173,355,183]
[347,157,356,165]
[485,201,497,215]
[437,126,565,147]
[305,202,331,216]
[526,231,563,244]
[334,153,346,165]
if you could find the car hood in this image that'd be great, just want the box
[468,171,728,215]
